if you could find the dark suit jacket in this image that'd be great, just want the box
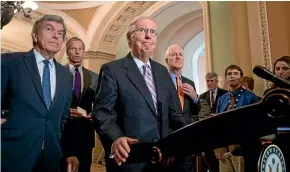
[1,50,72,172]
[168,76,200,172]
[92,53,186,172]
[181,76,200,124]
[62,65,98,157]
[199,88,228,113]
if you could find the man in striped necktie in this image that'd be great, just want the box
[93,16,187,172]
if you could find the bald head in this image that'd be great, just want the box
[165,44,184,71]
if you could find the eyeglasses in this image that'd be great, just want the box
[133,27,159,36]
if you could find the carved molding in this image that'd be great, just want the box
[101,1,156,46]
[258,1,272,89]
[84,50,116,60]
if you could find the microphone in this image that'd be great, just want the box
[253,65,290,88]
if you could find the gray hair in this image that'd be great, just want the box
[66,37,85,51]
[126,16,155,46]
[31,14,66,46]
[206,72,218,79]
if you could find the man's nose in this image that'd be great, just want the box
[145,31,152,39]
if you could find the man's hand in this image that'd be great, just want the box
[182,83,197,99]
[70,108,83,119]
[111,137,139,166]
[1,118,7,125]
[209,113,216,117]
[216,153,225,162]
[85,113,93,121]
[66,156,79,172]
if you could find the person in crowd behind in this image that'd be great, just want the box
[61,37,99,172]
[264,56,290,95]
[241,76,261,100]
[199,72,228,172]
[241,76,254,92]
[92,16,186,172]
[200,72,228,114]
[164,44,201,172]
[215,65,260,172]
[1,14,79,172]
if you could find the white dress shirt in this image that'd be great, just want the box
[33,49,56,100]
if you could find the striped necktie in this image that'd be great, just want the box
[143,64,157,111]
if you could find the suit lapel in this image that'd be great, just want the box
[23,49,46,107]
[205,91,211,104]
[49,60,61,109]
[123,54,156,115]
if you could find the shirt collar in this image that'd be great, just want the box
[131,52,152,69]
[169,72,181,80]
[68,63,82,73]
[33,49,54,67]
[229,86,244,96]
[210,87,218,94]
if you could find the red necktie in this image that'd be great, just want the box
[210,91,215,108]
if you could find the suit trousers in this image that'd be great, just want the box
[32,150,59,172]
[77,148,93,172]
[219,153,244,172]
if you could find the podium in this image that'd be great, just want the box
[125,88,290,171]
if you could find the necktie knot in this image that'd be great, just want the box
[75,67,79,72]
[43,60,50,66]
[143,64,149,75]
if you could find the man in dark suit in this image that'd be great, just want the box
[200,72,228,114]
[1,14,79,172]
[164,44,201,172]
[199,72,227,172]
[92,16,186,172]
[62,37,99,172]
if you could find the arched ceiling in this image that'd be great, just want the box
[1,1,204,62]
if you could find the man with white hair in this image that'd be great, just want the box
[93,16,186,172]
[164,44,201,172]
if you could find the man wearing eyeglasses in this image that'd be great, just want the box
[93,16,186,172]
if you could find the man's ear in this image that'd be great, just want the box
[165,58,168,64]
[32,33,38,43]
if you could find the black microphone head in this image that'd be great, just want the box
[253,65,290,88]
[253,65,273,80]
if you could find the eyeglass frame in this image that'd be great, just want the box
[132,26,159,36]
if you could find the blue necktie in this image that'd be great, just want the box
[42,60,51,109]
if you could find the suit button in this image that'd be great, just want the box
[40,136,44,139]
[46,118,50,121]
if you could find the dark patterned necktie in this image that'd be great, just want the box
[210,91,215,109]
[74,67,81,100]
[228,93,237,110]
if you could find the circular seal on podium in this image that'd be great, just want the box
[258,144,286,172]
